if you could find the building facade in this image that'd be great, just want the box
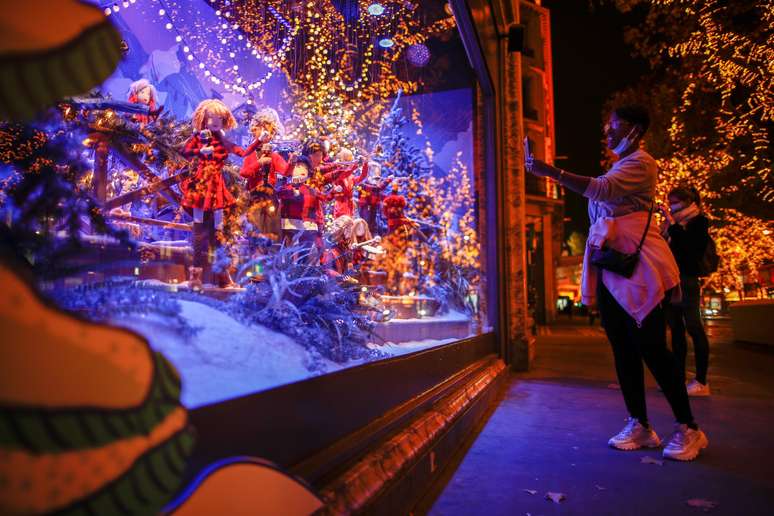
[520,0,563,325]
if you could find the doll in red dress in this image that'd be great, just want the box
[181,99,259,285]
[322,148,369,219]
[181,99,260,227]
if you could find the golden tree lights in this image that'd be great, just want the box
[372,145,481,305]
[611,0,773,295]
[208,0,456,149]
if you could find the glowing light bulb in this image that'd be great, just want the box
[379,38,394,48]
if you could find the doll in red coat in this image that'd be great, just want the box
[322,148,369,219]
[181,99,260,228]
[239,108,290,239]
[240,107,290,190]
[276,157,329,262]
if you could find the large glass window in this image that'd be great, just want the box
[1,0,488,407]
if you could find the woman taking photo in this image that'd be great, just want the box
[525,105,709,461]
[660,186,712,396]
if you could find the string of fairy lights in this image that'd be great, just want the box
[103,0,299,102]
[646,0,774,294]
[201,0,455,149]
[101,0,455,127]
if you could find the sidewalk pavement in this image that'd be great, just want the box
[423,318,774,516]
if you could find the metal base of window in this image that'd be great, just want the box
[316,355,507,514]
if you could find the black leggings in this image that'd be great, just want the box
[666,276,710,384]
[598,281,695,426]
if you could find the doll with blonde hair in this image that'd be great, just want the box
[181,99,259,219]
[240,107,293,239]
[321,147,369,218]
[181,99,260,286]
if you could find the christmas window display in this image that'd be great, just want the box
[0,0,488,407]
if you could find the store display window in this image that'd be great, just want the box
[0,0,490,408]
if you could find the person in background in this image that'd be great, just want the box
[660,186,712,396]
[525,104,708,461]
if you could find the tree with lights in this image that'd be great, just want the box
[607,0,773,294]
[368,100,482,315]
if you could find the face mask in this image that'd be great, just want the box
[612,126,639,155]
[670,202,691,215]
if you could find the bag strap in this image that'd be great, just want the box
[635,201,654,254]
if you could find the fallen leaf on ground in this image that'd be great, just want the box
[545,492,566,503]
[640,456,664,466]
[595,485,606,491]
[686,498,718,511]
[523,489,538,495]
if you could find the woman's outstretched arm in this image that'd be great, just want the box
[527,159,591,196]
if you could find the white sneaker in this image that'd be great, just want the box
[686,379,711,397]
[608,417,662,450]
[663,424,709,461]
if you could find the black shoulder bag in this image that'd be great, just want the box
[590,203,654,278]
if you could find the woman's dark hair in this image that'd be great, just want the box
[668,185,702,208]
[613,104,650,134]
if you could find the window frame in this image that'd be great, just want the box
[184,1,502,487]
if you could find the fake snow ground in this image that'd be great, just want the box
[113,299,465,408]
